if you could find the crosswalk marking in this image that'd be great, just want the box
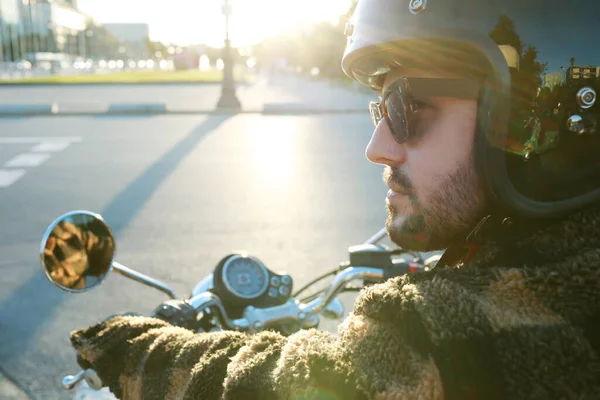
[0,136,82,188]
[4,153,51,168]
[31,142,71,152]
[0,169,26,188]
[0,137,82,144]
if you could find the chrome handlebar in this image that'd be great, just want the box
[302,267,383,315]
[188,266,384,333]
[184,227,390,333]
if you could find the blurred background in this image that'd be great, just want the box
[0,0,357,84]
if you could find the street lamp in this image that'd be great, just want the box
[216,0,241,109]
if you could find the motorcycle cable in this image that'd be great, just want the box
[299,286,363,303]
[293,248,421,300]
[292,268,340,298]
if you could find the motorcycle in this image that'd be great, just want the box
[40,210,441,399]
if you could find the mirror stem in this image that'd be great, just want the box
[112,262,178,299]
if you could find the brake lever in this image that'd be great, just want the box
[62,368,103,391]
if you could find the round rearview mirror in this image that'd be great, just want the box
[40,210,115,293]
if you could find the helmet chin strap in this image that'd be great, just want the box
[434,214,496,268]
[435,207,563,269]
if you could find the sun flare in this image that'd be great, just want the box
[77,0,353,46]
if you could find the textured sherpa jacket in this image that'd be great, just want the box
[71,204,600,400]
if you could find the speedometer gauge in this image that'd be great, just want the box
[222,255,269,299]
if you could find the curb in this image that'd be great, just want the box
[0,104,369,117]
[258,108,368,115]
[0,371,31,400]
[107,103,168,115]
[0,104,58,116]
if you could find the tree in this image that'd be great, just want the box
[521,45,547,77]
[252,1,357,79]
[489,14,523,55]
[337,1,357,30]
[87,23,120,59]
[488,15,552,145]
[147,40,168,59]
[489,15,547,105]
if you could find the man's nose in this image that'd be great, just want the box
[365,119,407,166]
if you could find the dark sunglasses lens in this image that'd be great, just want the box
[385,91,410,143]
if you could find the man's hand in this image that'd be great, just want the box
[69,314,250,399]
[70,315,174,397]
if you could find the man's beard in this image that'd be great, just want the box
[384,160,486,251]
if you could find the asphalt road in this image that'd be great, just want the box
[0,106,406,398]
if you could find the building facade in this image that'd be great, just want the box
[0,0,88,63]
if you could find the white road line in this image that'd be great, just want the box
[0,137,83,144]
[0,169,26,188]
[0,137,82,188]
[4,153,51,168]
[31,142,71,152]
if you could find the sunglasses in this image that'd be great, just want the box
[369,77,480,144]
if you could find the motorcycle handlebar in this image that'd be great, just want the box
[185,227,426,334]
[300,267,383,314]
[187,266,385,333]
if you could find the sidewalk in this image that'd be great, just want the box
[0,72,377,116]
[234,72,376,112]
[0,371,30,400]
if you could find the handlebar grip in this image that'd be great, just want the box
[151,299,198,330]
